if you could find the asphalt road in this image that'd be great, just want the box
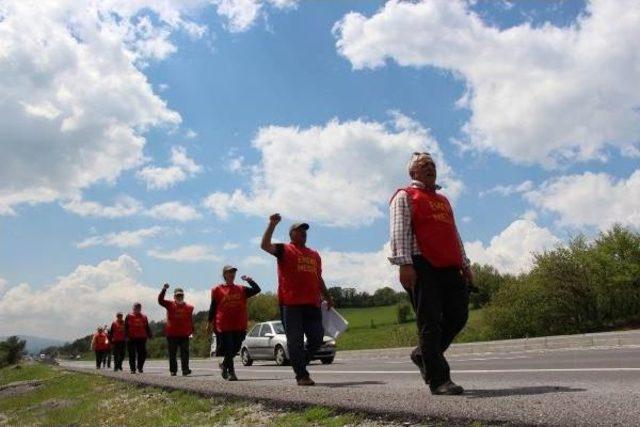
[62,344,640,426]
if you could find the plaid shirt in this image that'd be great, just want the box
[388,180,470,267]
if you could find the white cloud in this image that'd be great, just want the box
[334,0,640,166]
[185,129,198,139]
[480,180,533,197]
[61,196,143,218]
[212,0,298,33]
[0,255,211,340]
[202,112,462,227]
[0,0,196,216]
[0,278,7,294]
[146,201,202,222]
[322,243,398,293]
[137,146,202,190]
[77,226,167,249]
[465,219,560,275]
[148,245,220,262]
[525,170,640,230]
[242,254,270,266]
[223,242,240,250]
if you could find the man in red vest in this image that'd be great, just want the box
[261,214,334,386]
[158,284,194,376]
[108,312,126,371]
[91,326,110,369]
[125,302,152,374]
[207,266,261,381]
[389,152,473,395]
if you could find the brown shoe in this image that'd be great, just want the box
[296,376,315,386]
[431,380,464,395]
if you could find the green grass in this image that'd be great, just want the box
[0,363,385,426]
[337,305,488,351]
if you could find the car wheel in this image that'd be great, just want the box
[241,348,253,366]
[321,357,334,365]
[274,345,289,366]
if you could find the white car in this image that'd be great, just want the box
[240,320,336,366]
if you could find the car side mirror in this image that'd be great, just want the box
[264,333,275,338]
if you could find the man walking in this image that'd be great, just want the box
[125,302,152,374]
[109,312,126,371]
[389,152,473,395]
[261,214,333,386]
[158,284,194,376]
[208,266,261,381]
[91,326,109,369]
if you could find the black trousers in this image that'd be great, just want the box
[281,305,324,380]
[102,350,111,367]
[408,256,469,389]
[127,339,147,372]
[112,341,126,371]
[217,331,246,372]
[95,351,107,368]
[167,337,190,374]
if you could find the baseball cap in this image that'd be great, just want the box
[174,288,184,296]
[222,265,237,274]
[289,222,309,234]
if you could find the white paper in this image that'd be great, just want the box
[321,301,349,339]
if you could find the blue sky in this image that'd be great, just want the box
[1,0,638,339]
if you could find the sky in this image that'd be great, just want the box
[1,0,639,340]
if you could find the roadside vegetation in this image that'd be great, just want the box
[41,224,639,357]
[0,363,389,427]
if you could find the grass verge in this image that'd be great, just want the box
[0,363,380,426]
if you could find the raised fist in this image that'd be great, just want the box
[163,283,170,290]
[269,213,281,225]
[241,275,252,282]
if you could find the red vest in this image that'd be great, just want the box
[126,312,149,339]
[277,243,322,306]
[400,186,464,268]
[93,332,109,351]
[163,301,194,337]
[110,320,125,342]
[212,284,248,332]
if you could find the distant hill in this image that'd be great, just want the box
[0,335,68,354]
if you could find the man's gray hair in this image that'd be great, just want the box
[407,152,434,176]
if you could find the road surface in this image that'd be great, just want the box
[62,344,640,426]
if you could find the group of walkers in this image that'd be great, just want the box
[90,152,474,395]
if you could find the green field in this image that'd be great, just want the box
[0,364,385,426]
[337,305,488,351]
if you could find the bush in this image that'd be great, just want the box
[396,302,412,324]
[0,336,26,367]
[247,293,280,322]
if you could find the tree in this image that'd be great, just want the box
[373,287,398,306]
[0,336,26,367]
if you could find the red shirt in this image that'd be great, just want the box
[277,243,322,306]
[93,332,110,351]
[125,312,150,339]
[402,186,464,268]
[161,300,194,338]
[211,284,249,332]
[110,320,125,342]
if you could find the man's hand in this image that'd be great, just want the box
[462,266,474,285]
[269,213,281,225]
[399,264,417,291]
[163,283,170,290]
[325,295,334,310]
[241,275,252,282]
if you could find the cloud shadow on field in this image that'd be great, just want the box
[465,386,585,399]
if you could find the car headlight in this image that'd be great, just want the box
[325,340,336,346]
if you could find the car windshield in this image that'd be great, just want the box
[272,321,285,334]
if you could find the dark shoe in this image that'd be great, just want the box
[182,369,192,376]
[296,376,315,386]
[431,380,464,395]
[138,369,143,374]
[170,372,177,376]
[227,370,238,381]
[130,370,136,374]
[219,363,228,380]
[410,348,430,384]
